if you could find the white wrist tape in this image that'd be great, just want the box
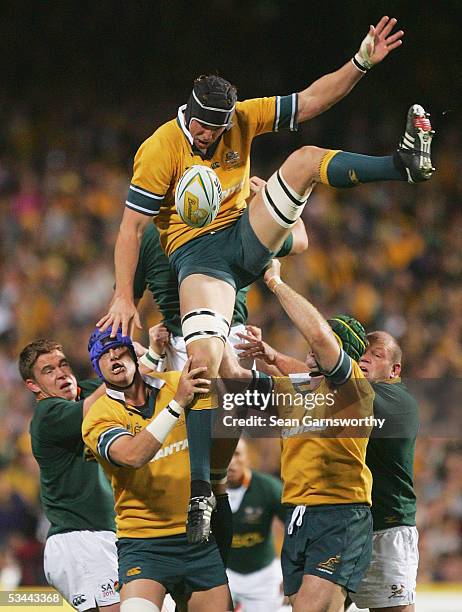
[139,348,165,370]
[267,276,283,292]
[145,400,183,443]
[356,30,375,70]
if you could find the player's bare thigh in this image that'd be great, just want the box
[179,274,235,376]
[290,574,346,612]
[186,584,232,612]
[120,579,166,609]
[248,145,327,250]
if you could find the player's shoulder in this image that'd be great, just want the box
[233,97,276,126]
[235,97,274,112]
[372,379,418,414]
[140,117,181,151]
[83,393,119,428]
[33,395,78,419]
[78,378,101,397]
[145,370,181,392]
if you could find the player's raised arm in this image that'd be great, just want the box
[263,259,340,373]
[97,207,150,337]
[297,16,404,122]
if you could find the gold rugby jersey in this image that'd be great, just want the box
[126,95,298,255]
[276,355,374,507]
[82,371,208,538]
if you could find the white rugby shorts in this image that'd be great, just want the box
[227,558,284,612]
[44,530,119,611]
[350,525,418,609]
[165,324,250,371]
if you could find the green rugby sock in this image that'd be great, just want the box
[321,151,406,188]
[186,409,213,497]
[211,493,233,566]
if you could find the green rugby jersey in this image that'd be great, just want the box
[29,379,116,537]
[133,223,293,336]
[227,470,285,574]
[368,379,418,531]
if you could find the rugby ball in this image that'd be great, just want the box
[175,165,222,228]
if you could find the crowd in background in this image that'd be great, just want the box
[0,97,460,588]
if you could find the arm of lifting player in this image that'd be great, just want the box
[97,208,151,337]
[264,260,341,373]
[235,326,307,376]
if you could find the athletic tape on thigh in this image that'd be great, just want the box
[121,597,160,612]
[182,309,231,346]
[262,169,307,228]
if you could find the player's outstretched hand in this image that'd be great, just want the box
[149,323,170,356]
[245,324,263,341]
[357,16,404,69]
[235,330,277,365]
[97,296,141,338]
[174,357,211,408]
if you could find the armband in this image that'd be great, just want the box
[145,401,183,443]
[139,348,166,370]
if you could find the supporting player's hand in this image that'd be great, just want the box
[97,296,141,337]
[245,324,263,341]
[263,258,282,285]
[246,175,267,205]
[235,330,277,365]
[356,16,404,69]
[174,357,211,408]
[149,323,170,356]
[249,176,266,194]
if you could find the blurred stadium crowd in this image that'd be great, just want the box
[1,0,462,588]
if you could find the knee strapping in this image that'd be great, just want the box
[121,597,160,612]
[182,309,231,346]
[262,170,308,228]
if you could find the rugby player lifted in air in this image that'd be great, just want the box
[98,16,434,542]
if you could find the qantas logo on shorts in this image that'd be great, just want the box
[317,554,341,574]
[126,567,142,577]
[388,584,406,599]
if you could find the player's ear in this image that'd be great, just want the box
[25,379,41,394]
[391,362,401,378]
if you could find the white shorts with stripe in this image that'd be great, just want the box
[43,530,119,611]
[165,324,250,371]
[350,525,418,609]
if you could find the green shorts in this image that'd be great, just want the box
[281,504,372,596]
[169,208,274,290]
[117,534,227,598]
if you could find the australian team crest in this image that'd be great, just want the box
[224,150,240,167]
